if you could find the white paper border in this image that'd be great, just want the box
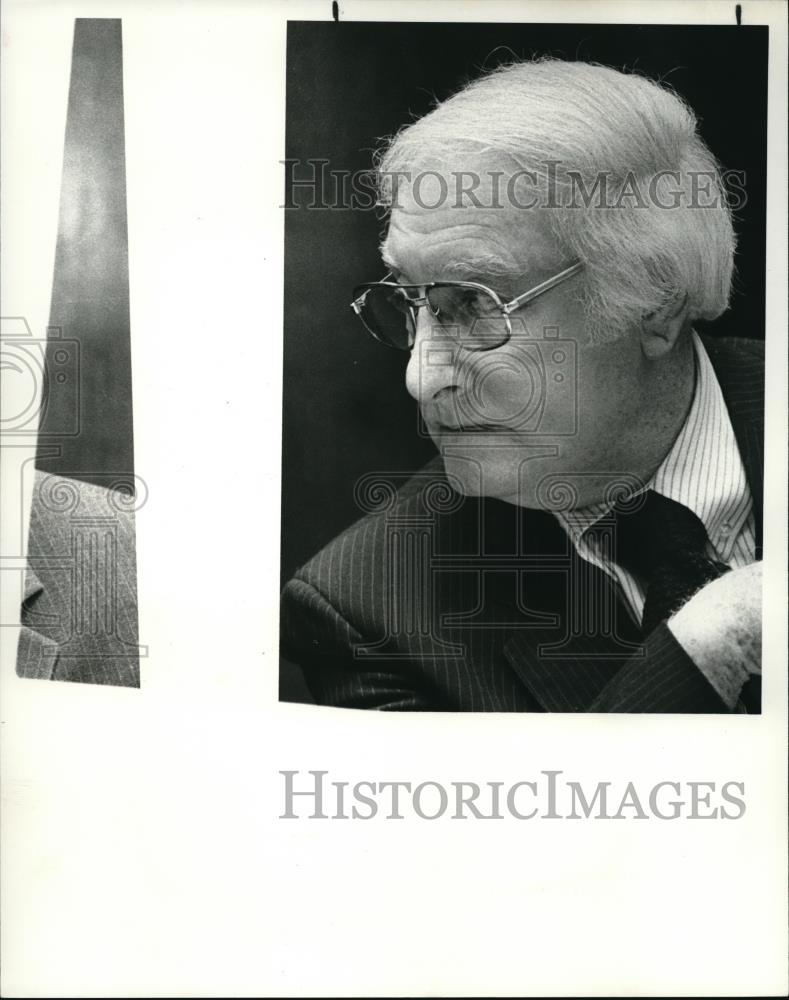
[1,2,786,996]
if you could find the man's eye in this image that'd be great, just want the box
[454,291,476,310]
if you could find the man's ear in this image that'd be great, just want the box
[640,292,690,360]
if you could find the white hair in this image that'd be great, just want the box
[376,59,736,343]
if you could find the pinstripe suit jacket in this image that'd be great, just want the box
[281,336,763,712]
[16,471,140,687]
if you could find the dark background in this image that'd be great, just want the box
[281,21,768,700]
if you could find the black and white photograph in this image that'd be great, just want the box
[280,21,766,712]
[1,2,786,997]
[9,18,141,687]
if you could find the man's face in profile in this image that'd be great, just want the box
[382,165,653,510]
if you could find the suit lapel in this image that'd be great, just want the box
[498,336,763,711]
[23,565,44,603]
[482,502,643,711]
[17,565,58,680]
[500,549,644,712]
[16,625,59,680]
[504,629,637,712]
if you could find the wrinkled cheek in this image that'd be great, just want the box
[456,355,540,425]
[456,345,578,436]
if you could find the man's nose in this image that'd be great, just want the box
[404,308,459,405]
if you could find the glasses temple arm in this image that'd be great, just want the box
[501,260,584,314]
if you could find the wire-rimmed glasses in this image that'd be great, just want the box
[350,260,583,352]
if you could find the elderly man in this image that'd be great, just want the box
[280,59,762,712]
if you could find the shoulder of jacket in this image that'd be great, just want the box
[292,456,460,578]
[29,471,138,563]
[700,333,764,363]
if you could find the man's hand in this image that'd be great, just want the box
[668,561,762,708]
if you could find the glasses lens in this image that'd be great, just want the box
[425,285,509,350]
[353,285,415,350]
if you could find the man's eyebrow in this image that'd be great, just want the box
[444,252,520,281]
[439,259,524,294]
[378,242,527,290]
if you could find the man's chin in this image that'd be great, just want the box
[438,451,543,508]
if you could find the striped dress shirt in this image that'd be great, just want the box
[553,331,756,704]
[554,331,756,622]
[281,333,762,713]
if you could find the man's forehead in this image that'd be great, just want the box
[382,234,516,285]
[381,192,560,285]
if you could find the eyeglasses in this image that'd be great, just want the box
[350,260,583,352]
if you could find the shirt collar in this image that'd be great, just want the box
[554,331,752,562]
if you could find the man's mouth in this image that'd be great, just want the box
[434,421,503,433]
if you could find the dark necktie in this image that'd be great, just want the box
[611,490,730,636]
[607,490,760,712]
